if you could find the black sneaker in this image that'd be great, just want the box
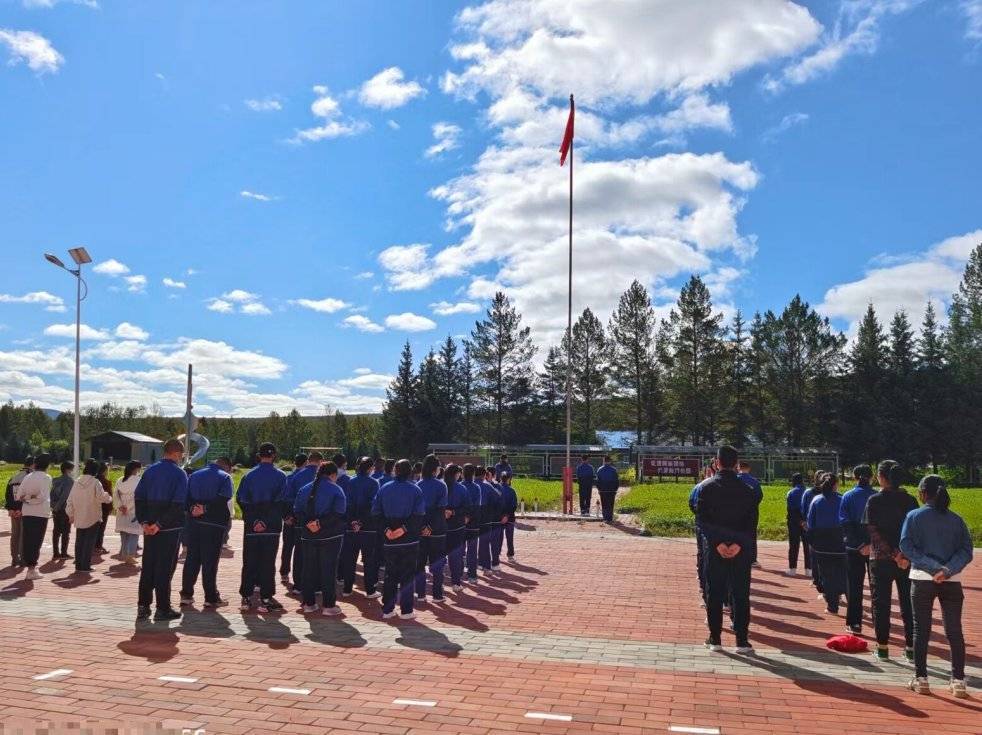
[847,624,862,635]
[136,605,151,621]
[261,598,285,612]
[153,608,182,621]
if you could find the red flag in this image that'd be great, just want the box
[559,94,574,166]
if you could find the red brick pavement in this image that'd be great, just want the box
[1,516,980,734]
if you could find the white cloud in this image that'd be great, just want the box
[207,299,233,314]
[44,323,110,340]
[342,315,384,333]
[337,372,393,390]
[241,302,272,316]
[222,289,258,303]
[244,96,282,112]
[114,322,149,341]
[384,312,437,332]
[353,367,372,375]
[818,228,982,334]
[22,0,98,8]
[387,120,400,130]
[426,122,462,158]
[764,1,919,93]
[0,29,64,73]
[964,1,982,40]
[762,112,810,142]
[93,258,130,276]
[377,243,432,289]
[358,66,426,109]
[162,277,186,289]
[431,300,480,316]
[0,291,66,312]
[290,85,369,144]
[240,190,275,202]
[292,297,349,313]
[355,271,374,280]
[124,275,147,293]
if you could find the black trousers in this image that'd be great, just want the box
[280,524,296,576]
[695,530,706,593]
[814,550,847,611]
[239,534,279,599]
[465,528,479,578]
[869,558,913,647]
[447,528,465,584]
[339,531,361,593]
[845,550,868,627]
[302,537,342,607]
[74,524,99,571]
[911,580,965,680]
[21,516,48,568]
[180,522,224,603]
[52,510,70,556]
[478,524,493,569]
[415,535,446,598]
[577,482,592,514]
[382,543,418,615]
[94,504,111,549]
[598,490,617,522]
[504,521,515,557]
[138,530,180,609]
[358,530,379,594]
[705,548,752,642]
[787,521,809,570]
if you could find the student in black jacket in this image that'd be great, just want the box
[696,445,758,654]
[293,461,347,615]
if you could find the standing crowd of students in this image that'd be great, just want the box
[690,446,974,699]
[3,439,519,625]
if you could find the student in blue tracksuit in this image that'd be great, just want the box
[281,452,320,590]
[576,456,595,516]
[689,472,709,600]
[237,442,287,612]
[485,467,507,570]
[294,461,346,615]
[800,471,823,592]
[337,454,363,595]
[333,453,351,583]
[807,472,846,614]
[785,473,808,576]
[737,461,763,567]
[462,463,483,583]
[180,457,234,608]
[415,454,448,601]
[498,471,519,560]
[596,456,619,523]
[372,459,426,619]
[477,466,501,572]
[493,454,513,481]
[838,464,876,634]
[134,439,189,621]
[347,457,381,598]
[444,464,469,591]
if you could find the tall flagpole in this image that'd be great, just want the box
[564,93,574,515]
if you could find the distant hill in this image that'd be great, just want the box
[41,408,62,420]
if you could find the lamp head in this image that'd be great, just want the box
[68,247,92,265]
[44,252,66,268]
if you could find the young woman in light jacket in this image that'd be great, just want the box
[114,460,143,564]
[66,459,112,572]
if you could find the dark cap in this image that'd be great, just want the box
[258,442,277,458]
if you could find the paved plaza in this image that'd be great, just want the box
[1,515,980,734]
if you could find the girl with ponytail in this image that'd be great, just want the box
[900,475,973,698]
[805,472,847,614]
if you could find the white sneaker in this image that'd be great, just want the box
[25,567,43,581]
[367,591,382,599]
[491,564,501,571]
[735,643,755,655]
[399,611,417,620]
[751,561,762,569]
[785,568,796,577]
[451,584,463,593]
[909,677,930,695]
[382,609,398,619]
[322,606,343,616]
[302,604,318,613]
[951,680,968,698]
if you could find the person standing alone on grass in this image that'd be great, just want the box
[4,456,32,567]
[294,461,346,615]
[237,442,287,613]
[596,456,619,523]
[373,459,426,620]
[900,475,973,698]
[785,473,808,577]
[863,460,918,661]
[114,461,144,565]
[576,455,595,516]
[134,439,188,621]
[15,453,52,581]
[49,461,74,561]
[696,445,757,654]
[180,457,234,608]
[806,472,847,615]
[838,464,876,634]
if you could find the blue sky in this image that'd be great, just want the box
[1,0,980,416]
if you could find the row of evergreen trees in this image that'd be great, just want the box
[380,243,982,483]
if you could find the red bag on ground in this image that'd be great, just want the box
[826,634,868,653]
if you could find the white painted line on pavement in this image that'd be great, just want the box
[158,675,198,683]
[669,727,721,735]
[525,712,573,722]
[268,686,311,695]
[393,698,437,707]
[32,669,73,681]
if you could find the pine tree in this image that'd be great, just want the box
[608,280,659,445]
[946,243,982,482]
[381,341,418,457]
[570,307,608,441]
[437,336,462,440]
[538,345,567,442]
[882,310,917,460]
[722,310,751,447]
[746,312,775,446]
[459,342,475,443]
[916,302,947,468]
[415,350,443,447]
[843,304,887,462]
[469,292,537,445]
[333,410,349,455]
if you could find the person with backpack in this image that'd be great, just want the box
[863,460,919,661]
[293,461,347,615]
[900,475,973,697]
[838,464,876,634]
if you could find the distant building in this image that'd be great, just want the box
[87,430,165,465]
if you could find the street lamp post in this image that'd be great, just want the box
[44,247,92,477]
